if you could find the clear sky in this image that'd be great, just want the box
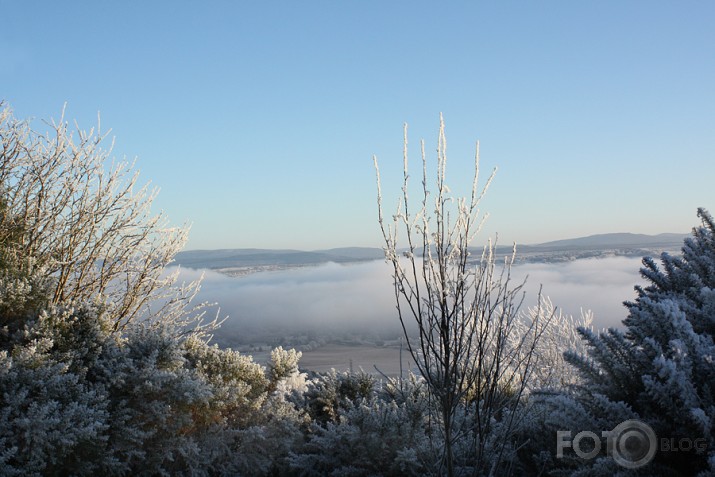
[2,1,713,250]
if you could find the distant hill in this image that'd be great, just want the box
[175,247,385,271]
[175,233,689,273]
[317,247,387,261]
[527,233,687,251]
[492,232,689,264]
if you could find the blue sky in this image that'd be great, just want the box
[2,1,713,250]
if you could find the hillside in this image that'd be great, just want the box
[175,246,385,276]
[176,232,688,275]
[526,232,687,250]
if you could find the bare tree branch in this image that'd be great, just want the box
[0,103,218,334]
[374,115,554,476]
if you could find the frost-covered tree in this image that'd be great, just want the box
[534,208,715,476]
[519,296,592,391]
[300,369,376,425]
[374,116,552,475]
[0,103,312,474]
[0,103,210,332]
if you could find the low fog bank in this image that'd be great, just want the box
[172,255,647,348]
[173,261,400,347]
[510,256,644,329]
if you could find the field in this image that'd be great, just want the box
[299,343,407,377]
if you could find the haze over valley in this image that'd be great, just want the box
[175,232,687,372]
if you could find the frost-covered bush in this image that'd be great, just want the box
[0,263,54,350]
[183,336,269,429]
[289,394,432,476]
[102,325,216,475]
[0,262,308,475]
[269,346,308,395]
[1,301,212,475]
[300,369,376,425]
[0,262,115,474]
[0,335,111,476]
[291,368,542,476]
[288,371,432,475]
[181,339,309,475]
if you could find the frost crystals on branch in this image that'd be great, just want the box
[0,103,216,333]
[374,115,554,476]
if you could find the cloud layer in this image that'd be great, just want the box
[510,256,644,329]
[174,255,647,344]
